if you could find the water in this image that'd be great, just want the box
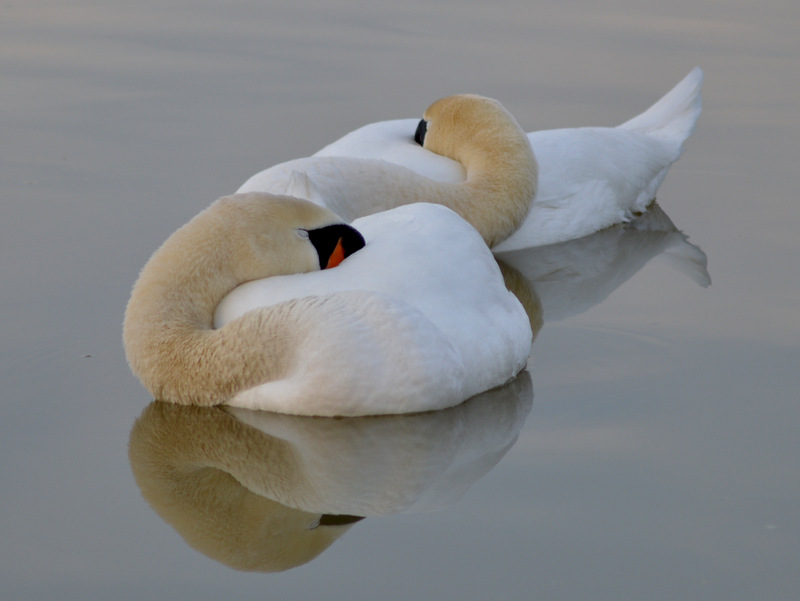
[1,1,798,599]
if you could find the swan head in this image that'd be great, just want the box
[412,94,538,247]
[414,94,532,169]
[202,192,366,282]
[124,192,365,335]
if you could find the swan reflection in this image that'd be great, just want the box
[496,201,709,323]
[128,371,533,571]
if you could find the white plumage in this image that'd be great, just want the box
[240,67,703,250]
[215,203,532,415]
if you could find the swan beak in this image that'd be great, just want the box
[325,238,346,269]
[414,119,428,146]
[308,223,366,270]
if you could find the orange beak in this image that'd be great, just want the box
[325,237,346,269]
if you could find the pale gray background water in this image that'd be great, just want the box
[2,1,798,599]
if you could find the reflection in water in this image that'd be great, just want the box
[128,371,533,571]
[496,202,710,322]
[497,257,544,342]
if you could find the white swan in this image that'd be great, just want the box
[240,67,703,250]
[239,93,538,248]
[124,194,531,416]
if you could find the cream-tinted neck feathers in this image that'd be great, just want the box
[123,193,353,406]
[418,94,538,246]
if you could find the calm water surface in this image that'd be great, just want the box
[2,1,798,600]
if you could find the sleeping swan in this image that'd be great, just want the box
[240,68,703,250]
[123,194,531,416]
[239,94,538,248]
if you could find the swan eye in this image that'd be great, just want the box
[296,228,310,239]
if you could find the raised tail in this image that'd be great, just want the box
[618,67,704,151]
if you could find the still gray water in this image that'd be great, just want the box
[1,1,798,600]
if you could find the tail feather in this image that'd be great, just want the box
[619,67,704,150]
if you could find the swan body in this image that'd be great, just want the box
[124,193,531,416]
[240,68,703,250]
[215,201,531,415]
[239,94,538,248]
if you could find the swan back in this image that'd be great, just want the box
[304,70,704,251]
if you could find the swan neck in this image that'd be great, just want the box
[123,212,272,405]
[450,136,538,248]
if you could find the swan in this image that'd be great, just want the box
[124,194,531,416]
[240,67,703,250]
[239,93,538,248]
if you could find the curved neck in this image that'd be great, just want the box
[440,135,537,248]
[124,216,289,406]
[424,103,538,247]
